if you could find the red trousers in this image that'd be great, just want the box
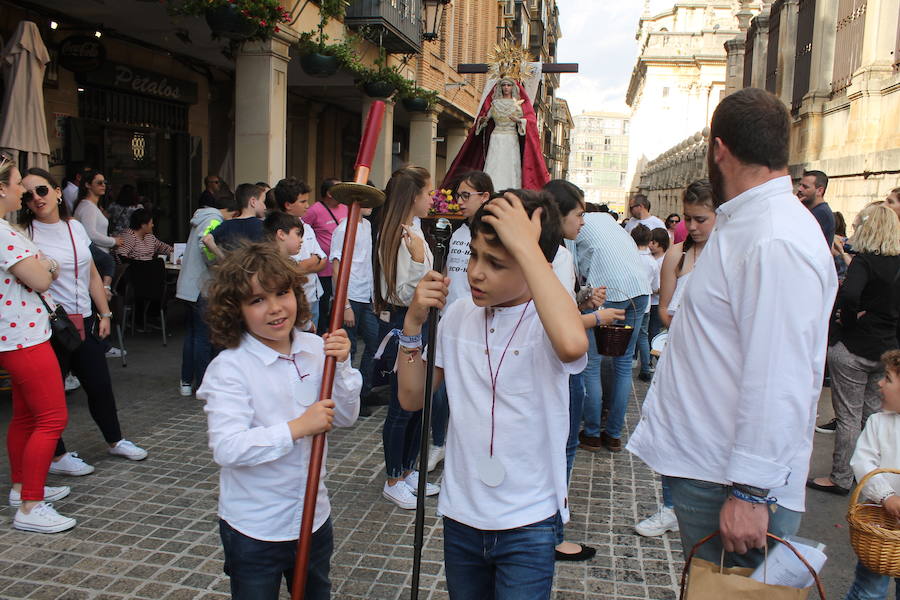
[2,341,67,501]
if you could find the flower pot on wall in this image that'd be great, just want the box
[402,97,429,112]
[300,53,340,77]
[363,81,397,98]
[205,5,257,40]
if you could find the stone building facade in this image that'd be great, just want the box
[638,0,900,221]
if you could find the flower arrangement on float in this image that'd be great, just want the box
[430,189,461,216]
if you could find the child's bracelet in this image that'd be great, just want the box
[398,346,420,362]
[594,311,603,328]
[395,329,423,349]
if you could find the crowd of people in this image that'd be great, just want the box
[2,85,900,599]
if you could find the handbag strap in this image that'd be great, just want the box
[65,220,79,314]
[678,531,826,599]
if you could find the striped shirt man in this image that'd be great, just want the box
[574,213,650,302]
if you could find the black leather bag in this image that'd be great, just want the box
[39,295,82,356]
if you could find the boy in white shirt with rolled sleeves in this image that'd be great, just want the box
[398,190,588,597]
[846,349,900,599]
[330,207,379,415]
[198,243,360,600]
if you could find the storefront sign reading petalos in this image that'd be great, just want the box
[79,62,199,104]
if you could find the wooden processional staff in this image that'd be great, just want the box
[290,101,387,600]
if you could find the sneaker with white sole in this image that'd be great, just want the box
[382,481,417,509]
[13,502,76,533]
[64,374,80,392]
[404,471,440,497]
[48,452,94,476]
[427,445,445,472]
[108,439,148,461]
[635,505,679,537]
[105,347,126,359]
[9,485,70,507]
[179,382,193,397]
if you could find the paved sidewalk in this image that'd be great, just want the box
[0,331,694,599]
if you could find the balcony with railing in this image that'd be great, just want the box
[344,0,422,55]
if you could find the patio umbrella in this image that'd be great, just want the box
[0,21,51,171]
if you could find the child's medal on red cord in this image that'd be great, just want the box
[477,301,531,487]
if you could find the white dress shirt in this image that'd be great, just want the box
[435,298,587,530]
[293,224,326,304]
[851,412,900,503]
[199,330,361,541]
[62,182,78,214]
[446,223,472,308]
[329,217,373,304]
[627,176,838,512]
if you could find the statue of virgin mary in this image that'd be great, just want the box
[441,44,550,191]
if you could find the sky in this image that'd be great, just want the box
[555,1,648,116]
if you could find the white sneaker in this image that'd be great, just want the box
[48,452,94,476]
[108,439,148,461]
[635,505,679,537]
[427,445,445,472]
[382,481,417,510]
[13,502,76,533]
[105,347,126,358]
[179,382,193,397]
[404,471,440,497]
[64,374,80,392]
[9,485,70,507]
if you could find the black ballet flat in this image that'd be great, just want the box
[555,544,597,562]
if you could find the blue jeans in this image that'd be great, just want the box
[557,373,585,545]
[382,307,424,478]
[346,300,379,398]
[180,298,213,389]
[846,560,900,599]
[444,513,558,599]
[636,312,651,375]
[309,300,320,334]
[648,305,663,344]
[432,382,449,447]
[665,476,801,569]
[601,295,648,439]
[582,295,648,439]
[219,517,333,600]
[661,477,673,508]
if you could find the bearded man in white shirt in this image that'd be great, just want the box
[627,88,838,567]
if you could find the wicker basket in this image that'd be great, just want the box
[592,290,638,357]
[848,468,900,577]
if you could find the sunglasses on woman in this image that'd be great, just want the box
[22,185,50,203]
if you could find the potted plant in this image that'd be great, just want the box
[296,0,350,77]
[400,86,440,112]
[166,0,291,42]
[357,50,410,98]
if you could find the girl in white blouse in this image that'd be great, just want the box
[73,170,118,253]
[372,166,436,509]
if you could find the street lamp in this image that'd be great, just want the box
[422,0,451,42]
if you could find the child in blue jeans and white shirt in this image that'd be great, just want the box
[198,243,360,600]
[398,191,589,597]
[847,349,900,600]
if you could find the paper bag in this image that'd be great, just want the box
[684,557,810,600]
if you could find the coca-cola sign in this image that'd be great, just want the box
[58,36,106,73]
[79,62,199,104]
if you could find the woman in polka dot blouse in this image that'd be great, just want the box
[0,156,76,533]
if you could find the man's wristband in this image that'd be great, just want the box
[98,312,113,319]
[732,483,770,498]
[730,488,777,505]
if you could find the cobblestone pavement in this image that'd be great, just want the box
[0,328,849,599]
